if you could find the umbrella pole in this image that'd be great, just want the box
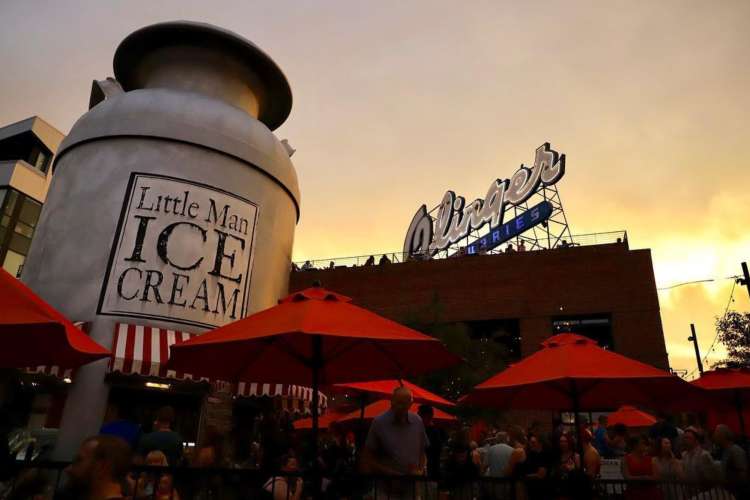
[570,380,585,471]
[734,389,746,442]
[311,335,322,499]
[357,393,367,454]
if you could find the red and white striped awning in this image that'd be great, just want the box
[25,365,73,380]
[236,382,327,408]
[111,323,326,407]
[110,323,204,380]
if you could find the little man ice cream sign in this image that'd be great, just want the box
[98,173,259,329]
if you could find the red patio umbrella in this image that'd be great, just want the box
[0,268,110,368]
[331,379,454,450]
[168,285,460,492]
[607,405,657,428]
[168,287,459,384]
[462,333,704,461]
[336,400,457,425]
[293,410,348,430]
[462,334,702,410]
[332,379,454,407]
[692,368,750,438]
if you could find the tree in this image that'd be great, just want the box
[401,291,513,404]
[715,310,750,368]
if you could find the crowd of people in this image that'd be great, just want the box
[3,387,749,499]
[294,254,395,272]
[462,415,749,500]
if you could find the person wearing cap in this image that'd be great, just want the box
[680,427,717,485]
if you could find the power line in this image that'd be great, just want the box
[685,280,737,379]
[657,275,739,291]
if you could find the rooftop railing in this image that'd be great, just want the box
[293,230,628,271]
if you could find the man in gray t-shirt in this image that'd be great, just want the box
[486,432,514,477]
[363,387,429,476]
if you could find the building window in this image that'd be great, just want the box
[465,318,522,361]
[28,144,51,174]
[552,314,614,350]
[0,189,42,277]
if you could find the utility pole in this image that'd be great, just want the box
[688,323,704,375]
[738,262,750,299]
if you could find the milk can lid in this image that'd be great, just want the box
[113,21,292,131]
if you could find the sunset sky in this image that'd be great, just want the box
[1,1,748,376]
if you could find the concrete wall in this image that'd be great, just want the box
[290,242,669,370]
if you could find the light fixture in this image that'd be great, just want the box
[63,377,72,384]
[145,382,170,390]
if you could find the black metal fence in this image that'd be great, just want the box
[3,461,746,500]
[292,231,628,270]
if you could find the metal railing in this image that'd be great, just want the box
[293,230,628,271]
[4,461,745,500]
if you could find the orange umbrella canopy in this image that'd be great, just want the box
[693,368,750,436]
[462,333,703,410]
[607,405,657,428]
[336,400,457,424]
[169,286,460,384]
[0,268,110,368]
[332,379,455,407]
[293,411,347,430]
[692,368,750,391]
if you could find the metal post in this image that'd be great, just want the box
[310,335,322,499]
[739,262,750,299]
[734,389,746,440]
[569,380,585,471]
[357,393,367,455]
[688,324,704,375]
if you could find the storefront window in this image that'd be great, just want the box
[553,314,614,350]
[107,384,203,445]
[465,318,522,360]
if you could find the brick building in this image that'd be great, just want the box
[290,240,669,370]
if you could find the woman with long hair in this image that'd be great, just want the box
[263,454,303,500]
[136,450,181,500]
[623,435,661,500]
[557,434,581,477]
[652,437,684,500]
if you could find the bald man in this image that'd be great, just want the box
[362,386,428,476]
[713,424,748,498]
[63,435,132,500]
